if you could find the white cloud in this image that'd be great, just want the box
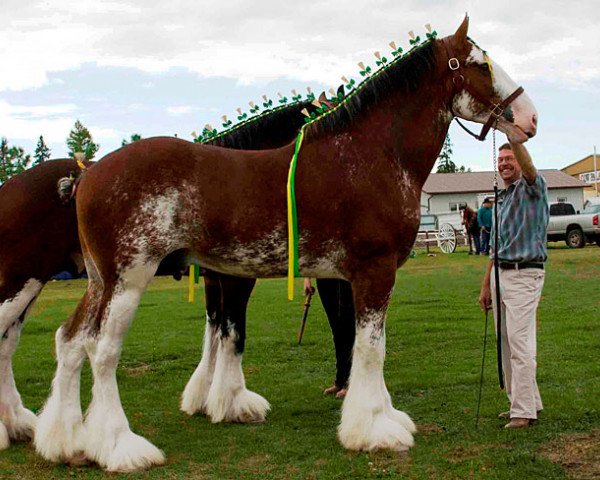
[166,105,193,116]
[1,0,599,93]
[0,99,119,145]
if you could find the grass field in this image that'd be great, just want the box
[1,246,598,479]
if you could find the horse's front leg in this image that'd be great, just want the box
[338,260,415,451]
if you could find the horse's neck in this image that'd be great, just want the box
[309,73,452,188]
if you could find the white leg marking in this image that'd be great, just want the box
[0,279,43,446]
[205,323,270,423]
[181,313,220,415]
[0,421,8,450]
[34,327,87,463]
[338,316,414,451]
[84,263,164,472]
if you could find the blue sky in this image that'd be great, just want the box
[2,1,599,172]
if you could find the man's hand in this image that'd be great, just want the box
[509,140,537,185]
[479,284,492,311]
[303,278,315,296]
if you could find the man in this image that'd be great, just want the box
[477,197,493,254]
[479,141,549,429]
[304,278,355,398]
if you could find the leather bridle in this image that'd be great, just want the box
[442,37,524,141]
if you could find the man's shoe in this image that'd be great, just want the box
[498,411,510,419]
[504,418,531,429]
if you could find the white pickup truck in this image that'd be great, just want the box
[547,201,600,248]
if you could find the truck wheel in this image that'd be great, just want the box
[566,228,585,248]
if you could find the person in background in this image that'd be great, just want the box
[478,197,493,254]
[304,278,355,398]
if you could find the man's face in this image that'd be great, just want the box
[498,148,522,185]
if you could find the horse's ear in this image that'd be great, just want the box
[453,14,469,44]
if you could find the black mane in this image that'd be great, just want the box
[306,41,438,138]
[207,101,312,150]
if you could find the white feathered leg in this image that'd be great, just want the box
[0,279,42,447]
[338,310,414,450]
[34,326,87,463]
[205,324,269,423]
[83,280,165,473]
[181,313,220,415]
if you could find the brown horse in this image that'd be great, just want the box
[34,17,537,472]
[0,159,88,449]
[0,100,315,450]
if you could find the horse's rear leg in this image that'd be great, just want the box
[205,275,270,423]
[181,272,222,415]
[0,279,43,448]
[83,261,164,472]
[34,294,90,464]
[338,261,415,452]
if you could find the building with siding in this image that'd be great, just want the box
[561,153,600,201]
[420,170,586,228]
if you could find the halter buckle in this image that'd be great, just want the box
[448,58,460,70]
[490,103,504,118]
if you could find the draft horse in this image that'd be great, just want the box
[0,159,88,449]
[0,102,314,449]
[34,17,537,472]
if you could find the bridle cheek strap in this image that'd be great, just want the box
[442,37,525,141]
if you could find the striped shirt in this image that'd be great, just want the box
[491,173,549,263]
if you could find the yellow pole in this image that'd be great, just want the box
[188,265,195,303]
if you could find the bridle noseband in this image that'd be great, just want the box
[442,38,524,141]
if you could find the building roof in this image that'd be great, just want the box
[423,169,586,194]
[561,154,597,172]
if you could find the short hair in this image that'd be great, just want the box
[499,142,512,151]
[483,197,492,204]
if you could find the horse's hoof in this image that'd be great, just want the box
[338,411,414,452]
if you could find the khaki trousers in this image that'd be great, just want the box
[491,267,545,419]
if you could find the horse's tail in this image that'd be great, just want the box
[57,152,87,204]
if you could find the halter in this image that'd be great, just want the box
[442,37,524,142]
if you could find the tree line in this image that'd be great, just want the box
[0,119,106,184]
[2,119,466,184]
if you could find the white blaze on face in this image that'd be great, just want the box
[453,43,537,142]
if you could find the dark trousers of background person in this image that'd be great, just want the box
[480,228,491,254]
[469,228,481,254]
[316,279,356,389]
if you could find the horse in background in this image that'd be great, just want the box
[460,205,480,254]
[34,17,537,472]
[0,159,88,449]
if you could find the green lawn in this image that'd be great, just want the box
[1,247,599,479]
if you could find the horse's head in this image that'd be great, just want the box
[442,16,537,143]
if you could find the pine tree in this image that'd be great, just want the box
[121,133,142,147]
[0,139,31,182]
[436,134,471,173]
[66,120,99,160]
[0,137,9,183]
[436,134,457,173]
[33,135,51,165]
[7,146,31,176]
